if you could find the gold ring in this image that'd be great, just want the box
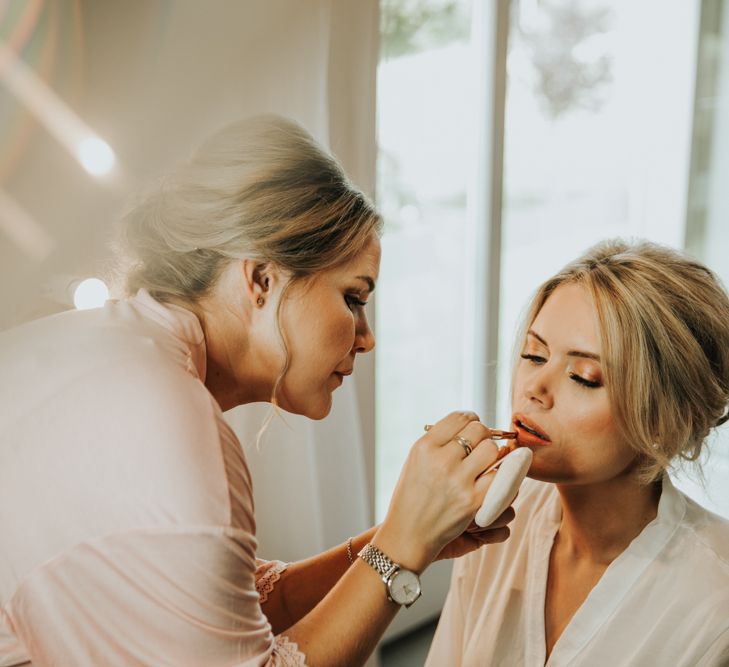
[424,424,433,432]
[455,436,472,457]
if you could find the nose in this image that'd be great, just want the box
[354,311,375,354]
[522,364,554,410]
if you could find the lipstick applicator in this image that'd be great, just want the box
[423,424,517,440]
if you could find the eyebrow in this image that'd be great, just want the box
[356,275,376,293]
[527,329,601,361]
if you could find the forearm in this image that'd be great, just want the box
[278,524,419,667]
[261,526,378,634]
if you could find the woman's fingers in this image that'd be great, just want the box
[460,435,500,479]
[422,411,480,446]
[451,421,493,452]
[472,525,510,545]
[457,526,512,548]
[436,420,500,469]
[466,506,515,531]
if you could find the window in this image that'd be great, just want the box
[496,0,699,426]
[377,0,728,519]
[672,0,729,517]
[375,0,477,521]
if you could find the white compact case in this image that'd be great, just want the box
[474,447,533,527]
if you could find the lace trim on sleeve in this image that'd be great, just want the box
[273,635,307,666]
[255,559,288,604]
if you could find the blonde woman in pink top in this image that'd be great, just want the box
[0,116,514,666]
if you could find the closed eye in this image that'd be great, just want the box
[520,353,546,365]
[345,294,368,311]
[569,373,601,389]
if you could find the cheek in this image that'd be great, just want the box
[558,388,618,455]
[313,309,355,358]
[333,312,356,347]
[292,310,354,370]
[561,393,632,467]
[565,396,615,438]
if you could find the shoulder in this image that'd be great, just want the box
[679,493,729,575]
[1,300,199,413]
[658,489,729,620]
[10,298,216,441]
[3,302,252,531]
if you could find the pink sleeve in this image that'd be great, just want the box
[4,529,306,667]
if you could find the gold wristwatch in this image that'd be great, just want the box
[358,543,422,608]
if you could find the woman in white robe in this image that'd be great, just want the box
[427,240,729,667]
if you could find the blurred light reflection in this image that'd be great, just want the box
[73,278,109,310]
[0,38,116,179]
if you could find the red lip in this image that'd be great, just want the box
[512,413,551,445]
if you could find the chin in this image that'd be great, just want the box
[527,470,568,484]
[285,395,333,420]
[523,453,575,484]
[304,402,333,420]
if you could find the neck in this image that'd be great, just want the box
[195,288,277,412]
[203,346,271,412]
[554,472,662,564]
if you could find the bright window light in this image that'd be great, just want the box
[77,137,115,176]
[73,278,109,310]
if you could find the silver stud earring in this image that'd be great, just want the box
[256,296,265,307]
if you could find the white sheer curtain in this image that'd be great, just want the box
[224,0,380,562]
[227,387,371,562]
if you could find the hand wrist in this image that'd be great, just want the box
[371,523,432,575]
[358,542,423,608]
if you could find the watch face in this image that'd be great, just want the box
[388,569,422,606]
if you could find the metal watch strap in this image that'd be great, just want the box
[358,543,398,580]
[359,543,422,608]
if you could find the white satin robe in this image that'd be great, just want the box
[427,476,729,666]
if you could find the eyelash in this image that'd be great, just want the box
[569,374,601,389]
[345,294,368,310]
[520,353,545,364]
[520,354,601,389]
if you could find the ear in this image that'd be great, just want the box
[241,259,273,308]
